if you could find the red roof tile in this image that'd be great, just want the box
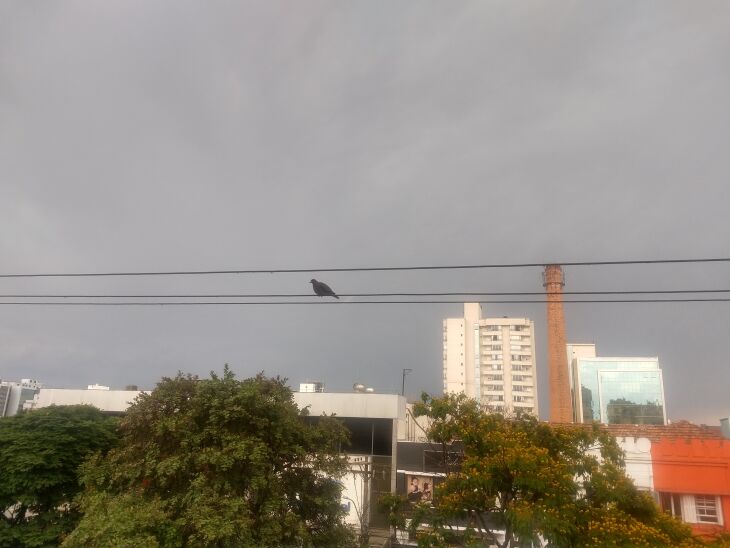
[550,421,724,442]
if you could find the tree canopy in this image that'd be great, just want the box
[0,405,119,547]
[63,367,354,547]
[406,393,696,548]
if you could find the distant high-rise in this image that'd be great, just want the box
[568,344,667,425]
[543,265,573,423]
[443,303,538,416]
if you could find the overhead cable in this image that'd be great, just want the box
[1,256,730,278]
[1,289,730,298]
[0,298,729,305]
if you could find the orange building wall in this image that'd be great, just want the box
[651,438,730,534]
[651,438,730,495]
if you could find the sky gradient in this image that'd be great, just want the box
[1,1,729,423]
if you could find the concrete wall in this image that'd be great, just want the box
[293,392,405,420]
[28,388,145,413]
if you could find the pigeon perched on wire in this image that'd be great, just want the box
[310,279,339,299]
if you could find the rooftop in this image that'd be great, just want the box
[559,421,724,442]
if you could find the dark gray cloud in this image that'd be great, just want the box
[1,1,729,423]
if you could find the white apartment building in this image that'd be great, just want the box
[443,303,538,416]
[0,378,42,417]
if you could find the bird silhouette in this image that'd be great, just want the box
[310,279,339,299]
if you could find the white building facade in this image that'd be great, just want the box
[0,378,42,417]
[26,388,144,413]
[443,303,538,416]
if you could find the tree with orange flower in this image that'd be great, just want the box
[404,393,696,547]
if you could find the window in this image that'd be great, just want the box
[696,495,719,524]
[491,345,502,351]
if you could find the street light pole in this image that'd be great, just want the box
[401,368,412,396]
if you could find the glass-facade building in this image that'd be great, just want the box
[573,357,666,425]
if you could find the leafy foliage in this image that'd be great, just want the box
[0,405,119,547]
[407,393,697,548]
[63,367,354,547]
[378,492,408,543]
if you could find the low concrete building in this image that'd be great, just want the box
[604,422,730,539]
[294,391,406,532]
[25,388,145,414]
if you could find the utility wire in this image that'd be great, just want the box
[0,299,729,305]
[1,257,730,278]
[1,289,730,298]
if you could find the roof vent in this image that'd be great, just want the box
[720,418,730,439]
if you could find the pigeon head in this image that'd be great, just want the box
[310,279,316,284]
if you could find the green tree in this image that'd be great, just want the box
[377,493,408,546]
[64,368,355,547]
[0,405,119,547]
[405,393,696,548]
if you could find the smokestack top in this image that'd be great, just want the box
[542,264,565,288]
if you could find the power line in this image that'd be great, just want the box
[0,298,729,305]
[1,289,730,298]
[1,257,730,278]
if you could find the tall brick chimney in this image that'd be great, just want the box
[543,265,573,423]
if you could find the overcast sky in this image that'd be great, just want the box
[1,1,729,423]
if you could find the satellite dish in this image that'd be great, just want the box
[353,383,366,393]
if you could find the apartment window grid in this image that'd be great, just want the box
[445,311,537,417]
[474,324,481,400]
[695,495,719,524]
